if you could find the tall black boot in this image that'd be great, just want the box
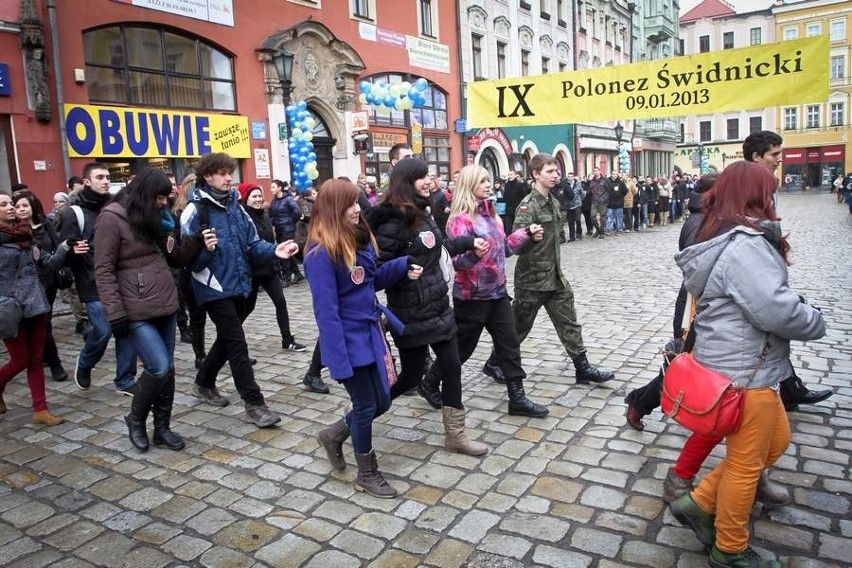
[506,378,549,418]
[417,363,443,409]
[779,372,833,411]
[151,369,185,450]
[573,352,614,385]
[191,326,206,370]
[125,371,161,452]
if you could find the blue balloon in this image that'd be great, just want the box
[360,81,372,94]
[382,95,394,107]
[304,180,313,189]
[307,152,317,161]
[414,78,428,90]
[297,100,307,110]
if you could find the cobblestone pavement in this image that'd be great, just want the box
[1,192,849,568]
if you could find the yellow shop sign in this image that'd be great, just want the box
[64,104,251,158]
[468,36,828,127]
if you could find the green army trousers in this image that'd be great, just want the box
[513,284,585,360]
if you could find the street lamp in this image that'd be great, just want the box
[272,46,295,106]
[614,122,624,174]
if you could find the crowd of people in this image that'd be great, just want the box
[0,131,836,567]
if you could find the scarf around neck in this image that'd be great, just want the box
[0,221,34,249]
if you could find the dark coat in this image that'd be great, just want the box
[269,194,302,238]
[503,180,528,216]
[368,200,475,349]
[605,177,628,208]
[0,232,68,319]
[244,206,277,279]
[58,187,111,303]
[94,202,204,323]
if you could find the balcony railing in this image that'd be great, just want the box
[637,118,681,140]
[645,13,675,41]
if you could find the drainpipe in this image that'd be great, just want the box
[47,0,71,181]
[455,0,466,170]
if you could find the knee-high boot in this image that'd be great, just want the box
[125,371,161,451]
[152,369,185,450]
[417,363,443,409]
[442,406,488,456]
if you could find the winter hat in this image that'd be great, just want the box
[237,182,261,202]
[53,191,69,204]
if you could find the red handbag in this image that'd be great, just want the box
[661,353,745,438]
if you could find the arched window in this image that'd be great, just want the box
[83,25,236,111]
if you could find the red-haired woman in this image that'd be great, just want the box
[670,161,825,568]
[306,179,421,498]
[0,192,73,425]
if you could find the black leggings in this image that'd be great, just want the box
[391,339,462,409]
[246,272,293,342]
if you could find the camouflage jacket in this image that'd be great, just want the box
[512,188,567,291]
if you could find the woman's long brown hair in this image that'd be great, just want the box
[307,179,377,268]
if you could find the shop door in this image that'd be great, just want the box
[313,137,335,187]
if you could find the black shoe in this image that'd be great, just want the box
[283,340,307,352]
[50,366,69,382]
[506,379,549,418]
[573,352,614,384]
[482,358,506,384]
[74,353,91,391]
[303,372,330,394]
[783,388,834,411]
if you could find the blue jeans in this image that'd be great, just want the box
[606,208,615,232]
[342,365,391,455]
[80,301,137,389]
[128,314,176,379]
[612,208,624,232]
[640,204,649,227]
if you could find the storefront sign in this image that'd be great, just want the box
[807,149,820,160]
[411,123,423,154]
[378,29,407,49]
[64,104,250,158]
[111,0,234,27]
[254,148,270,179]
[370,132,409,153]
[348,111,369,133]
[475,128,513,155]
[822,145,844,161]
[782,149,804,163]
[251,121,266,140]
[468,36,828,127]
[0,63,9,96]
[406,36,451,74]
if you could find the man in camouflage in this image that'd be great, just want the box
[587,166,608,238]
[486,153,614,385]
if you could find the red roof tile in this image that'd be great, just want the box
[680,0,737,23]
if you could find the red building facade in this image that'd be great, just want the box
[1,0,462,204]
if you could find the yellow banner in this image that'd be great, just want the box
[467,36,829,128]
[63,104,251,158]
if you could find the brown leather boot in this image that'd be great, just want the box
[442,407,488,456]
[33,410,64,426]
[354,450,397,498]
[317,418,350,471]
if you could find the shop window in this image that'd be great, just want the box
[83,25,235,111]
[830,102,844,127]
[422,136,451,179]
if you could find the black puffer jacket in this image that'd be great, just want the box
[368,198,475,349]
[244,206,277,279]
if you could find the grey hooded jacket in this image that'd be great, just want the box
[675,226,825,390]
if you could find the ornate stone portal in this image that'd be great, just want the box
[258,21,365,159]
[18,0,51,123]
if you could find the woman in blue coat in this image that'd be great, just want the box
[305,179,422,498]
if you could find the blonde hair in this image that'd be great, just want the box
[449,165,492,222]
[172,173,196,214]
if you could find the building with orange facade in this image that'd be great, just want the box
[1,0,463,204]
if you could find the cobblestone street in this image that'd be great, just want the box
[0,191,849,568]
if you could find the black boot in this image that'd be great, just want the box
[573,352,614,385]
[482,356,506,384]
[303,368,330,394]
[417,363,443,409]
[151,370,185,451]
[779,372,833,411]
[506,379,549,417]
[191,327,206,368]
[125,371,161,452]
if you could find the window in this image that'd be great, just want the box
[363,73,447,132]
[784,107,797,130]
[83,25,235,111]
[558,61,567,72]
[830,19,846,42]
[353,0,370,19]
[749,27,761,45]
[806,22,821,37]
[723,32,734,49]
[831,55,845,80]
[420,0,435,38]
[496,42,507,79]
[541,56,549,73]
[806,105,819,129]
[783,26,798,41]
[726,118,739,140]
[540,0,549,17]
[521,50,530,76]
[472,34,483,79]
[422,135,451,179]
[749,116,762,133]
[556,0,565,24]
[830,102,844,126]
[699,35,710,52]
[699,120,711,142]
